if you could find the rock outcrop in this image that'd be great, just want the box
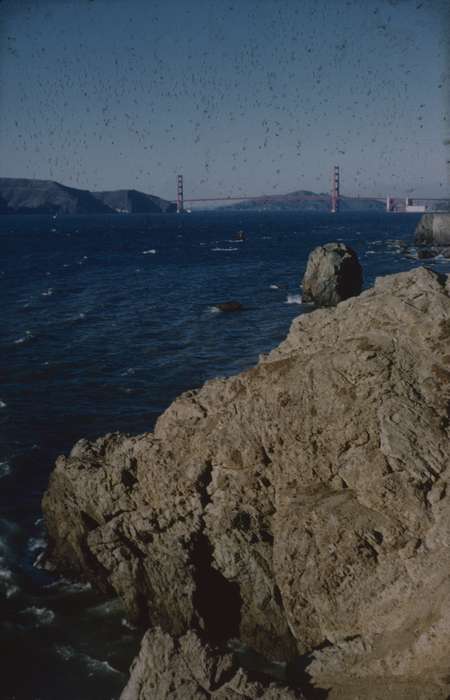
[121,629,304,699]
[301,242,363,306]
[42,267,450,698]
[415,213,450,247]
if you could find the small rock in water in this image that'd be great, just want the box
[214,301,243,312]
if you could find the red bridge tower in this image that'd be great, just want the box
[331,165,340,213]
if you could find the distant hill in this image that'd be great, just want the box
[0,178,176,215]
[91,189,175,214]
[218,189,385,212]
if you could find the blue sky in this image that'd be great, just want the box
[0,0,449,200]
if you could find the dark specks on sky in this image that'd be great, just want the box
[0,0,449,199]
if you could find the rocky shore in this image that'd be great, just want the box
[42,266,450,699]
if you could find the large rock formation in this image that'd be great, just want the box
[302,242,363,306]
[42,267,450,698]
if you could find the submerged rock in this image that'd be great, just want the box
[301,242,363,306]
[43,267,450,698]
[214,301,243,312]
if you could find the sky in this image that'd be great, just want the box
[0,0,449,201]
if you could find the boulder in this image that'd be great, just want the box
[301,242,363,306]
[415,213,450,246]
[42,267,450,698]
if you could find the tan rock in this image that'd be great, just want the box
[42,267,450,697]
[120,629,303,699]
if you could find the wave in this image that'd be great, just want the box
[20,606,55,626]
[142,249,156,255]
[121,367,136,376]
[42,289,53,296]
[66,312,86,323]
[55,645,123,677]
[14,331,34,345]
[0,400,6,408]
[285,294,302,304]
[121,617,138,631]
[44,577,92,594]
[0,520,21,598]
[87,598,123,617]
[206,306,220,314]
[212,247,238,252]
[0,462,11,479]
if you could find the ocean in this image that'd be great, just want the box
[1,210,449,699]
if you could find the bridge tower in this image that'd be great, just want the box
[176,174,184,213]
[331,165,340,213]
[386,196,394,212]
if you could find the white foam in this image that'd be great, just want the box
[270,284,280,290]
[21,606,55,626]
[0,462,11,479]
[44,577,92,594]
[42,288,53,297]
[85,656,123,677]
[55,644,76,661]
[212,247,238,252]
[55,645,122,676]
[0,566,19,598]
[0,401,6,409]
[14,330,33,345]
[285,294,302,305]
[142,249,156,255]
[28,537,46,553]
[207,306,220,314]
[121,617,138,631]
[121,367,136,376]
[69,312,85,321]
[87,598,122,617]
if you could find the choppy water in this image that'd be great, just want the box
[1,210,448,699]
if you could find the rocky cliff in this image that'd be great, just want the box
[42,267,450,699]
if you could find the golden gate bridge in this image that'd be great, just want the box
[172,167,448,214]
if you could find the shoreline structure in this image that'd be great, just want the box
[42,217,450,699]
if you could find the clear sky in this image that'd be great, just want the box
[0,0,449,200]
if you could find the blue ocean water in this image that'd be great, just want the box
[1,210,448,699]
